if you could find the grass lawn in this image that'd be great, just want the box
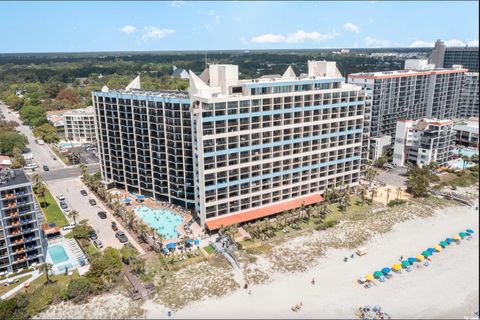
[203,245,215,254]
[323,196,371,223]
[17,271,80,296]
[51,145,70,165]
[35,186,68,226]
[0,274,32,296]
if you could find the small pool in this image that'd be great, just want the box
[134,206,183,240]
[48,245,69,264]
[452,148,479,157]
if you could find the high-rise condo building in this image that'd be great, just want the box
[92,89,195,208]
[457,72,479,118]
[430,39,479,72]
[94,61,366,230]
[347,64,466,138]
[0,169,45,274]
[392,119,454,168]
[63,107,97,143]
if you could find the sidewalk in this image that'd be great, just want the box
[0,270,41,300]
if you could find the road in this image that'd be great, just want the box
[1,102,144,254]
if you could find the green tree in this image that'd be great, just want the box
[86,247,123,288]
[11,147,25,169]
[19,105,46,127]
[64,277,97,303]
[55,88,81,106]
[3,93,24,110]
[68,210,79,225]
[32,123,58,143]
[70,219,94,239]
[39,262,53,284]
[0,131,27,156]
[406,165,431,198]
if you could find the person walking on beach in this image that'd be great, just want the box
[311,277,315,285]
[400,255,403,261]
[248,290,251,295]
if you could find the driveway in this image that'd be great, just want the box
[377,166,408,188]
[46,177,145,254]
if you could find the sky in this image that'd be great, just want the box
[0,1,478,53]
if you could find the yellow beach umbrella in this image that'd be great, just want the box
[365,274,374,281]
[434,245,442,252]
[392,263,402,271]
[453,235,461,240]
[416,254,424,261]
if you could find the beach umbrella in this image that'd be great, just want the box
[373,271,383,279]
[408,257,417,264]
[427,248,436,254]
[382,267,391,274]
[434,245,442,252]
[416,254,424,261]
[439,241,448,248]
[421,250,431,257]
[446,238,455,244]
[453,235,461,240]
[459,232,468,238]
[392,263,402,271]
[365,274,374,281]
[401,260,411,268]
[466,229,474,234]
[122,198,132,203]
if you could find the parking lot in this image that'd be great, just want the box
[377,166,408,188]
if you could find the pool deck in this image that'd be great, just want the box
[119,192,193,244]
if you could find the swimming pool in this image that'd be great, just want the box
[134,206,183,240]
[48,245,69,264]
[452,148,479,157]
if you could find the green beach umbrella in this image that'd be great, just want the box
[374,271,383,279]
[422,250,431,257]
[401,260,410,268]
[459,232,468,238]
[439,241,448,248]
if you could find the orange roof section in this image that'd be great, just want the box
[205,193,324,230]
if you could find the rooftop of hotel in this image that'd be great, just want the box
[98,89,189,99]
[349,66,468,78]
[0,169,30,189]
[63,106,95,115]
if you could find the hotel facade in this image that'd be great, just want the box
[93,61,366,230]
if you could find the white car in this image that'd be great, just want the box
[62,223,76,231]
[56,193,65,201]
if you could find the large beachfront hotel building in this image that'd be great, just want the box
[93,61,366,230]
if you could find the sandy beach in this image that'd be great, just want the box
[144,202,479,319]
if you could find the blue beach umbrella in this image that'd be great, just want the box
[194,239,200,246]
[427,248,436,254]
[408,257,417,264]
[382,267,391,274]
[446,238,455,244]
[122,198,132,203]
[136,194,145,200]
[166,242,176,249]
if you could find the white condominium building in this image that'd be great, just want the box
[347,65,466,138]
[189,61,366,230]
[393,119,454,168]
[64,107,96,143]
[458,72,479,119]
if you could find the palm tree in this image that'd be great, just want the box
[39,262,53,284]
[68,210,79,225]
[359,187,367,206]
[34,182,47,208]
[126,211,136,230]
[138,223,148,243]
[386,188,391,204]
[396,187,402,200]
[370,187,378,202]
[32,173,42,185]
[79,163,87,178]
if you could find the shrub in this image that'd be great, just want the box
[64,277,97,303]
[315,220,339,231]
[387,199,407,207]
[430,174,440,182]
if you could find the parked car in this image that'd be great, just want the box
[123,242,137,252]
[115,231,128,243]
[111,221,118,231]
[23,163,38,170]
[43,165,49,171]
[56,193,65,201]
[93,239,103,249]
[89,230,98,240]
[62,223,76,231]
[97,211,107,219]
[88,199,97,206]
[80,189,88,196]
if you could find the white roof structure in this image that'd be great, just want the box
[126,75,141,91]
[282,65,297,79]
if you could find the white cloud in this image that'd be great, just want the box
[170,1,185,7]
[409,39,479,48]
[141,26,175,41]
[251,30,338,44]
[215,15,220,24]
[467,39,479,47]
[251,33,286,44]
[343,22,360,34]
[120,25,136,34]
[364,36,391,48]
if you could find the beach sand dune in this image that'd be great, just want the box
[159,204,479,319]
